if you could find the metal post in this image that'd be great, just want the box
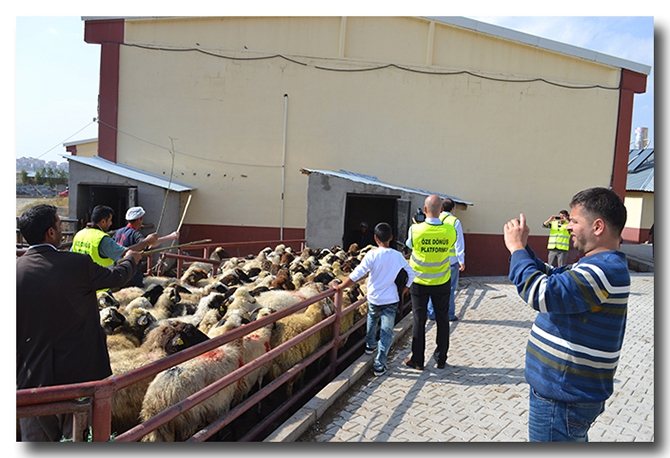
[329,289,343,380]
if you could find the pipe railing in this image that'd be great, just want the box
[17,285,368,442]
[145,239,306,277]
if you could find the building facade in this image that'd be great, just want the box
[76,16,649,275]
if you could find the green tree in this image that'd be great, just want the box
[19,169,28,184]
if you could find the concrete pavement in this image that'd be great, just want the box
[267,273,655,442]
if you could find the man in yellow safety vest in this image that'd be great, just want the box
[542,210,570,267]
[403,195,456,371]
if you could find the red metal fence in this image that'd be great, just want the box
[17,282,370,442]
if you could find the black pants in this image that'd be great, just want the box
[19,413,73,442]
[408,280,451,367]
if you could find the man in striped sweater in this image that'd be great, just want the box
[503,187,630,442]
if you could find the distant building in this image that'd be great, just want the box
[63,137,99,158]
[623,147,654,243]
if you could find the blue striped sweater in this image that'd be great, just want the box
[509,245,630,403]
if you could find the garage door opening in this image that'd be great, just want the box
[343,194,399,250]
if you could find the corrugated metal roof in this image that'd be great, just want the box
[300,168,473,206]
[626,148,654,192]
[62,155,196,192]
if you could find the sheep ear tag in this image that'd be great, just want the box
[177,337,184,346]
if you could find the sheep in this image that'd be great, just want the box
[146,285,194,321]
[139,311,246,442]
[102,301,159,352]
[269,266,294,291]
[112,286,146,309]
[100,306,126,335]
[233,308,275,406]
[97,291,120,310]
[108,320,210,435]
[265,297,335,397]
[180,247,230,285]
[254,282,325,313]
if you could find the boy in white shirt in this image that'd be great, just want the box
[332,222,415,376]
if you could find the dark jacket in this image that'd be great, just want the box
[16,246,136,389]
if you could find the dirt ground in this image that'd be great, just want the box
[16,196,68,216]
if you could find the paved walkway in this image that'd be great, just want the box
[268,273,654,442]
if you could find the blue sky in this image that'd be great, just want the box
[10,14,656,166]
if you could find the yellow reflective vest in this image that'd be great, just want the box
[439,213,458,259]
[71,227,114,267]
[409,221,456,286]
[547,220,570,251]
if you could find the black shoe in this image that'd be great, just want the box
[433,353,446,369]
[373,366,387,376]
[449,316,459,322]
[365,345,377,355]
[403,357,424,371]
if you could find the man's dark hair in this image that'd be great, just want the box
[559,209,570,217]
[18,204,58,246]
[570,187,627,236]
[91,205,114,224]
[442,198,455,213]
[374,222,393,243]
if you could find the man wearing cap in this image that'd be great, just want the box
[114,206,179,287]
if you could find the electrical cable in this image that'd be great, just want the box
[34,119,96,160]
[123,42,620,91]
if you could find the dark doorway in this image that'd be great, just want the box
[76,185,137,230]
[343,194,399,250]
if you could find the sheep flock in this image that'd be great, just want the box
[98,242,375,441]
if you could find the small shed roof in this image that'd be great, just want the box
[300,168,473,206]
[626,148,654,192]
[62,155,196,192]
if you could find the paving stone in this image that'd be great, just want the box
[280,274,653,443]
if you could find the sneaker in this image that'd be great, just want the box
[373,366,387,376]
[449,316,459,322]
[365,345,377,355]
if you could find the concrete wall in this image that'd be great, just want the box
[304,172,430,249]
[73,140,98,158]
[68,160,183,239]
[623,191,654,242]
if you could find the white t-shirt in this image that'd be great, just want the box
[349,247,415,306]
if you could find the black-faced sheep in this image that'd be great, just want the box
[108,321,210,435]
[98,291,120,310]
[102,302,159,352]
[139,311,246,442]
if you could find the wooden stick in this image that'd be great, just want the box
[177,194,192,233]
[142,238,212,255]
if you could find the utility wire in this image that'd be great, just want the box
[34,119,96,160]
[123,42,620,91]
[96,118,282,169]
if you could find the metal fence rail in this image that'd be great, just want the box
[16,283,368,442]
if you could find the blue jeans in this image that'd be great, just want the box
[528,387,605,442]
[427,263,459,320]
[366,302,399,372]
